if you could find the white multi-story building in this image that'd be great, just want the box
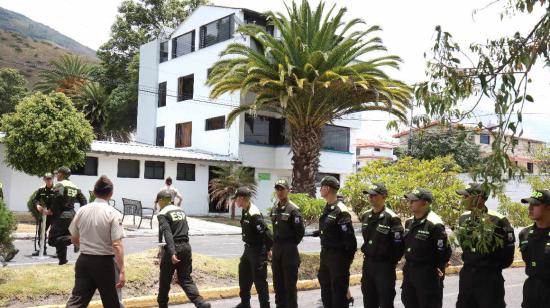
[134,5,360,213]
[0,5,359,215]
[354,139,397,169]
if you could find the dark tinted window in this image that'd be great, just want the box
[205,116,225,131]
[244,114,286,145]
[177,75,194,101]
[156,126,165,146]
[72,156,98,176]
[172,30,195,58]
[480,134,490,145]
[199,15,234,48]
[160,41,169,63]
[177,163,195,181]
[117,159,140,178]
[144,161,165,179]
[158,82,166,107]
[322,125,350,152]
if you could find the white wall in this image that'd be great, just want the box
[136,40,160,145]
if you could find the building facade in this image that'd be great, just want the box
[354,139,397,169]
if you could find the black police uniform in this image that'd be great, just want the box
[361,206,404,308]
[48,179,87,264]
[33,185,55,254]
[270,199,305,308]
[456,209,515,308]
[317,200,357,308]
[401,210,451,308]
[519,224,550,308]
[239,203,273,308]
[157,204,209,308]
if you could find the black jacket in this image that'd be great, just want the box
[319,201,357,261]
[361,206,404,265]
[519,224,550,280]
[241,203,273,250]
[270,200,305,244]
[51,180,87,213]
[158,205,189,256]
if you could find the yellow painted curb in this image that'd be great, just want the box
[32,260,526,308]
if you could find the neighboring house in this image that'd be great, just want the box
[355,139,397,169]
[392,121,546,174]
[135,5,360,213]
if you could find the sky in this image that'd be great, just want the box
[0,0,548,143]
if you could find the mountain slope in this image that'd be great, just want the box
[0,6,96,57]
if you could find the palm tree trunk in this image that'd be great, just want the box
[290,125,323,197]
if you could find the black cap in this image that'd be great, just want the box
[521,189,550,205]
[56,166,71,178]
[320,176,340,190]
[274,179,290,190]
[456,183,489,199]
[157,189,172,201]
[231,187,252,199]
[363,182,388,195]
[404,188,433,202]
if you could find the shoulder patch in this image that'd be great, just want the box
[60,180,78,188]
[336,202,349,213]
[426,211,444,225]
[286,201,300,212]
[487,210,505,219]
[384,207,398,218]
[159,205,181,215]
[248,204,261,216]
[460,211,472,216]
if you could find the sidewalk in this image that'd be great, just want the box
[14,215,242,239]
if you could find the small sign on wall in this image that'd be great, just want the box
[258,172,271,181]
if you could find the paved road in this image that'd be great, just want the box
[8,234,356,266]
[172,267,527,308]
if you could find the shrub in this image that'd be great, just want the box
[288,193,325,226]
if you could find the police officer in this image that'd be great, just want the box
[361,182,404,308]
[49,166,87,265]
[270,179,305,308]
[316,176,357,308]
[455,183,515,308]
[32,173,55,256]
[156,190,211,308]
[234,187,273,308]
[518,189,550,308]
[401,188,451,308]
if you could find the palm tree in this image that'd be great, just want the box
[35,55,93,97]
[76,82,109,138]
[207,1,412,196]
[208,165,257,219]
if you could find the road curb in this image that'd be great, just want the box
[32,260,526,308]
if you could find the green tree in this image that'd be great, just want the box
[208,1,412,196]
[533,144,550,174]
[497,193,530,227]
[0,92,94,176]
[402,127,481,170]
[34,55,93,98]
[288,193,325,226]
[0,199,17,263]
[0,68,27,117]
[341,156,464,227]
[208,165,257,219]
[414,0,550,191]
[76,82,109,137]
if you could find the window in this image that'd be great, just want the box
[199,15,234,48]
[527,162,534,174]
[144,161,165,179]
[244,12,274,35]
[244,114,286,145]
[479,134,490,145]
[322,125,350,152]
[177,74,194,101]
[205,116,225,131]
[356,148,361,156]
[117,159,140,178]
[374,148,381,152]
[72,156,98,176]
[160,41,169,63]
[158,82,166,107]
[172,30,195,58]
[177,163,195,181]
[156,126,165,146]
[175,122,192,147]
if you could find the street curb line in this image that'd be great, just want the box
[32,260,526,308]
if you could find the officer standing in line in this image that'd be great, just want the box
[455,183,515,308]
[361,182,404,308]
[156,190,211,308]
[234,187,273,308]
[32,173,55,256]
[270,179,305,308]
[49,166,87,265]
[518,189,550,308]
[401,188,451,308]
[315,176,357,308]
